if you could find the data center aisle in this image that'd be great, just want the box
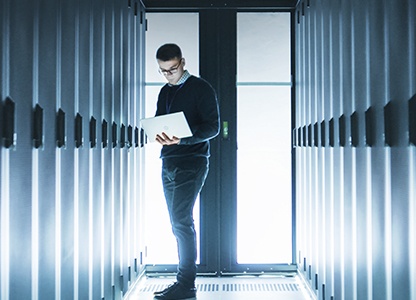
[125,273,314,300]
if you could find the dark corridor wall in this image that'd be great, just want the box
[295,0,416,299]
[0,0,146,299]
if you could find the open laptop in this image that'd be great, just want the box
[140,111,192,142]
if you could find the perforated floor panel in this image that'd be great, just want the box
[125,275,313,300]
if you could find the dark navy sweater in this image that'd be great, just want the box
[155,75,220,159]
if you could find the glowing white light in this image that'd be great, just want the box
[366,149,373,300]
[384,150,392,300]
[73,150,79,299]
[56,150,62,300]
[1,150,11,300]
[32,151,40,300]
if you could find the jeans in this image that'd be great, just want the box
[161,156,209,288]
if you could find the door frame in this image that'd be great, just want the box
[144,7,297,276]
[199,8,297,275]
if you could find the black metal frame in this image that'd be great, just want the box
[141,0,296,11]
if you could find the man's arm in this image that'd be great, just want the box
[179,85,220,145]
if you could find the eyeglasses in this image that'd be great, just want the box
[158,59,183,75]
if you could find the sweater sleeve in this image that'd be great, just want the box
[179,82,220,145]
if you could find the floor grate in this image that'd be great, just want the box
[140,283,299,293]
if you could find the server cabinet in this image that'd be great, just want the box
[0,0,146,299]
[295,0,416,299]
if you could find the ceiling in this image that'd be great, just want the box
[141,0,297,11]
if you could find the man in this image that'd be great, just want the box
[153,43,220,300]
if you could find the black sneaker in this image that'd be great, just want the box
[153,282,179,296]
[153,282,196,300]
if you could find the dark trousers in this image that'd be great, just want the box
[161,156,209,288]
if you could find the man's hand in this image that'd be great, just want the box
[156,132,180,145]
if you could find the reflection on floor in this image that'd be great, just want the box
[125,273,314,300]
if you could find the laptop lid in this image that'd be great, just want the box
[140,111,192,142]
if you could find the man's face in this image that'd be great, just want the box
[157,58,185,85]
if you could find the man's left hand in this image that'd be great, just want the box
[156,132,180,145]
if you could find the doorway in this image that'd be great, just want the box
[143,10,294,275]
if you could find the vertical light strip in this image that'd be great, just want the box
[309,5,315,270]
[350,4,357,298]
[300,146,304,262]
[1,151,10,300]
[320,148,326,284]
[383,0,392,298]
[126,7,132,280]
[301,11,305,268]
[100,148,105,298]
[100,3,106,297]
[320,3,326,286]
[305,17,310,263]
[55,0,63,298]
[339,3,345,298]
[1,2,11,282]
[410,0,416,298]
[119,7,124,286]
[339,150,345,300]
[73,150,79,300]
[88,3,94,299]
[110,3,115,287]
[32,152,40,300]
[365,2,373,297]
[351,149,357,300]
[366,148,373,300]
[384,149,392,300]
[1,12,11,300]
[55,150,62,300]
[88,149,94,300]
[297,8,302,268]
[304,152,307,267]
[328,6,335,296]
[303,6,307,268]
[111,151,115,286]
[298,154,303,270]
[410,147,415,300]
[330,149,335,297]
[127,152,131,281]
[300,9,306,271]
[132,10,138,271]
[31,0,40,298]
[119,153,124,282]
[313,5,319,285]
[73,2,80,299]
[307,148,312,271]
[313,148,319,283]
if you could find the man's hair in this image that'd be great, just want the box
[156,43,182,61]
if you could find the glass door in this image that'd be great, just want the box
[143,10,294,275]
[143,13,200,269]
[236,12,292,265]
